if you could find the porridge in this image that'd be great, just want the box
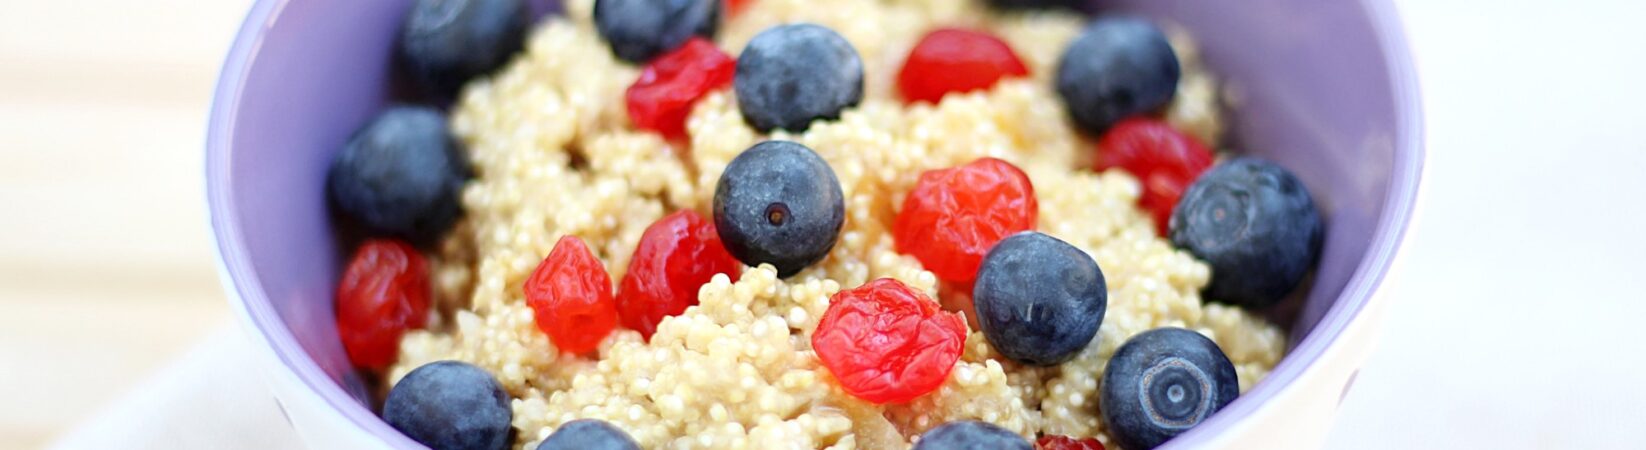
[323,0,1322,449]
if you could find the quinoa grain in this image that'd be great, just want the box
[388,1,1285,448]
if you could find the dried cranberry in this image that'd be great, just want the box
[725,0,753,16]
[617,210,743,339]
[812,278,967,404]
[1095,118,1214,235]
[894,157,1038,284]
[625,37,736,140]
[336,239,430,370]
[525,235,618,354]
[897,28,1028,104]
[1037,435,1106,450]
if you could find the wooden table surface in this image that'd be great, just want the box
[0,0,252,447]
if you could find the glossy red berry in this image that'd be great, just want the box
[336,239,430,370]
[894,157,1038,284]
[897,28,1029,104]
[1037,435,1106,450]
[525,236,618,354]
[617,210,743,339]
[812,278,967,404]
[725,0,754,16]
[1095,118,1214,235]
[625,37,736,140]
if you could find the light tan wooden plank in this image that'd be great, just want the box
[0,0,253,445]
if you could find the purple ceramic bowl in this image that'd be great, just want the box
[206,0,1422,448]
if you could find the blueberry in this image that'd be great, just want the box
[974,231,1108,366]
[912,421,1032,450]
[1168,157,1323,308]
[594,0,720,63]
[712,140,844,277]
[401,0,528,97]
[734,24,864,133]
[536,419,640,450]
[1100,328,1238,450]
[328,106,468,244]
[383,361,512,450]
[1055,16,1180,134]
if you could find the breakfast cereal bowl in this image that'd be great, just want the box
[206,0,1422,448]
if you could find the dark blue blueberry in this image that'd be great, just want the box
[383,361,512,450]
[734,24,864,133]
[974,231,1108,366]
[328,106,468,244]
[400,0,528,97]
[594,0,720,63]
[535,419,639,450]
[1168,157,1323,308]
[912,421,1032,450]
[712,140,844,277]
[1055,16,1180,134]
[1100,328,1238,450]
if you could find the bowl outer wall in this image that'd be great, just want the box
[204,0,1424,448]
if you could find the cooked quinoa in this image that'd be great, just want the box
[386,0,1285,448]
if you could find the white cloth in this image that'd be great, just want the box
[48,327,303,450]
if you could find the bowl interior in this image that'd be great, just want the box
[207,0,1419,445]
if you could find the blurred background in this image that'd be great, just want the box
[1,0,1643,448]
[1,0,256,447]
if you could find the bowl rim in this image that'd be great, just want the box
[204,0,1424,447]
[205,0,427,446]
[1159,0,1425,444]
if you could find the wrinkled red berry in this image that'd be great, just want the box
[336,239,430,370]
[812,278,967,404]
[1037,435,1106,450]
[617,210,743,339]
[897,28,1029,104]
[625,38,736,140]
[725,0,754,16]
[1095,118,1214,235]
[525,236,618,354]
[894,157,1038,284]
